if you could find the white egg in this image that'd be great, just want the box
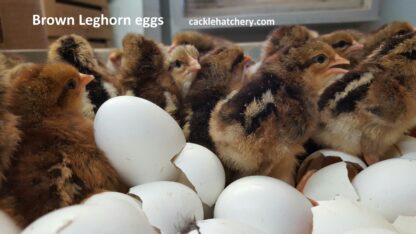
[393,216,416,234]
[129,181,204,234]
[312,196,396,234]
[186,219,264,234]
[94,96,186,185]
[303,162,359,201]
[352,158,416,222]
[387,135,416,158]
[316,149,367,169]
[401,152,416,160]
[214,176,312,234]
[0,210,21,234]
[23,192,157,234]
[344,228,398,234]
[173,143,225,207]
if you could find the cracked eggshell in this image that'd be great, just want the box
[0,210,21,234]
[393,216,416,234]
[401,152,416,160]
[129,181,204,234]
[214,176,312,234]
[186,219,264,234]
[173,143,225,207]
[352,158,416,222]
[94,96,185,185]
[316,149,367,169]
[22,192,157,234]
[303,162,359,201]
[312,196,396,234]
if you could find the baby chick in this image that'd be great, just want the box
[318,30,364,67]
[1,63,127,226]
[120,33,181,118]
[171,31,233,55]
[209,41,350,184]
[183,46,251,149]
[168,45,201,99]
[48,34,121,118]
[106,48,123,74]
[314,32,416,165]
[261,25,319,60]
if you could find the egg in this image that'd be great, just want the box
[22,192,157,234]
[400,152,416,160]
[302,162,359,201]
[214,176,312,234]
[173,143,225,207]
[0,210,21,234]
[94,96,186,185]
[312,196,396,234]
[393,216,416,234]
[386,135,416,158]
[344,228,397,234]
[186,219,264,234]
[352,158,416,221]
[129,181,204,234]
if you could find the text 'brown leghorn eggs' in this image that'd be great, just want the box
[94,96,186,186]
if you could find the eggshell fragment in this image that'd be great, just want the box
[94,96,185,185]
[129,181,204,234]
[22,192,157,234]
[173,143,225,207]
[393,216,416,234]
[303,162,359,201]
[0,210,21,234]
[214,176,312,234]
[316,149,367,169]
[312,197,396,234]
[186,219,264,234]
[352,158,416,221]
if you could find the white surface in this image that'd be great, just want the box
[187,219,264,234]
[352,158,416,222]
[303,162,359,201]
[312,197,396,234]
[129,181,204,234]
[94,96,185,185]
[173,143,226,206]
[0,210,21,234]
[214,176,312,234]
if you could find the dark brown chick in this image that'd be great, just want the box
[120,33,181,118]
[48,34,122,119]
[171,31,233,55]
[0,63,127,227]
[315,32,416,165]
[168,45,201,99]
[319,30,364,67]
[209,40,350,185]
[182,46,251,149]
[261,25,319,60]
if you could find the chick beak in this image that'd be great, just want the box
[309,30,319,38]
[188,57,201,72]
[325,54,350,77]
[242,55,252,66]
[346,40,364,53]
[168,43,177,53]
[109,53,119,64]
[80,73,94,87]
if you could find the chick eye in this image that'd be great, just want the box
[401,50,416,60]
[66,79,77,89]
[314,54,327,64]
[397,30,409,35]
[333,40,348,49]
[174,60,183,68]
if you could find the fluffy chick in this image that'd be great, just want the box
[48,34,121,118]
[319,30,364,67]
[171,31,233,55]
[183,46,251,149]
[314,32,416,165]
[209,41,350,184]
[168,45,201,99]
[261,25,319,60]
[1,63,127,227]
[120,33,181,118]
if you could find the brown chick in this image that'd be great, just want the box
[106,48,123,74]
[209,40,350,184]
[183,46,251,149]
[319,30,364,67]
[314,32,416,165]
[261,25,319,60]
[120,33,181,118]
[48,34,122,119]
[168,45,201,99]
[0,52,25,74]
[171,31,233,55]
[0,63,127,227]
